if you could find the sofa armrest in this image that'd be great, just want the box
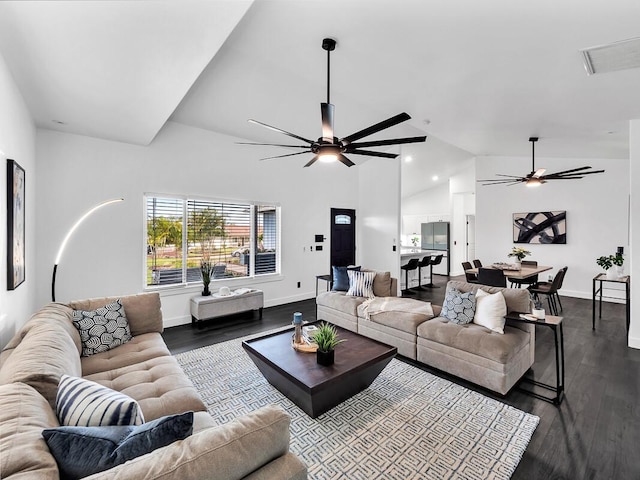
[85,404,298,480]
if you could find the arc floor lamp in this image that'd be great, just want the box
[52,198,124,302]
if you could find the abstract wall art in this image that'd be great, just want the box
[7,159,25,290]
[513,211,566,244]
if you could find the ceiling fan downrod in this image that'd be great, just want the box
[322,38,336,105]
[529,136,538,172]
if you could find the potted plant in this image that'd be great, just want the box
[597,253,624,280]
[200,259,215,296]
[508,247,531,268]
[411,235,420,247]
[314,322,346,366]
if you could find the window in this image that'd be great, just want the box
[145,195,279,287]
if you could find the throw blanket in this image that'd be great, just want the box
[360,297,434,321]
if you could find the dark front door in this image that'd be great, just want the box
[330,208,356,268]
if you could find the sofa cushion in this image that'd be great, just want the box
[441,289,476,325]
[417,317,530,365]
[84,355,206,421]
[43,411,193,480]
[446,280,531,313]
[83,405,295,480]
[0,382,60,479]
[81,332,172,376]
[473,289,507,334]
[68,292,163,336]
[370,271,392,297]
[56,375,144,427]
[358,297,434,334]
[0,312,82,409]
[316,291,367,316]
[72,299,133,357]
[331,265,360,292]
[346,270,376,298]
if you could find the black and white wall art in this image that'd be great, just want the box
[7,159,25,290]
[513,211,566,244]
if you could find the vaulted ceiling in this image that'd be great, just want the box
[1,0,639,165]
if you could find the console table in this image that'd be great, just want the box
[506,312,565,405]
[190,289,263,327]
[592,274,630,332]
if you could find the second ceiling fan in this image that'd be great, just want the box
[240,38,426,167]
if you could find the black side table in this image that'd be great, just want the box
[506,312,565,405]
[315,274,332,297]
[592,274,630,332]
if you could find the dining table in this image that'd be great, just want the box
[466,264,553,280]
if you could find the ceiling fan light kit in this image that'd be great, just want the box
[241,38,426,167]
[479,137,605,186]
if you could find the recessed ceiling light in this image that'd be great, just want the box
[405,156,413,162]
[432,175,439,181]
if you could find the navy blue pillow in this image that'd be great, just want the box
[332,265,361,292]
[42,411,193,479]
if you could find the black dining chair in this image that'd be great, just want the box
[424,254,444,288]
[478,267,507,288]
[462,261,479,283]
[400,258,419,295]
[415,256,432,290]
[508,260,538,288]
[529,266,568,315]
[473,259,483,269]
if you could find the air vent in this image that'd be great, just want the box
[580,37,640,75]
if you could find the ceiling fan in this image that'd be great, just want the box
[479,137,605,186]
[239,38,426,167]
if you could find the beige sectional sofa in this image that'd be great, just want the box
[0,292,306,480]
[316,277,534,395]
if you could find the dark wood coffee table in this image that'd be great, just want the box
[242,322,397,418]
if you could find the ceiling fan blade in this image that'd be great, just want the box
[304,155,320,168]
[543,166,593,177]
[543,169,604,180]
[533,168,546,178]
[248,119,314,144]
[259,151,310,161]
[340,112,411,144]
[321,103,334,141]
[338,154,355,167]
[493,174,528,179]
[346,136,427,149]
[237,142,310,148]
[348,149,398,159]
[478,178,525,184]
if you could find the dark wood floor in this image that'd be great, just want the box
[163,274,640,480]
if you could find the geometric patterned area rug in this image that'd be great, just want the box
[176,332,539,480]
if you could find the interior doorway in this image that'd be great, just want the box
[466,215,476,261]
[330,208,356,268]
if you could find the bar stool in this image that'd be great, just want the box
[400,258,419,295]
[414,256,432,290]
[424,254,443,288]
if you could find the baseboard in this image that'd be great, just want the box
[628,335,640,350]
[560,288,626,304]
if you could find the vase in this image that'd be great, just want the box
[202,285,211,296]
[606,268,618,280]
[317,349,334,366]
[515,259,522,270]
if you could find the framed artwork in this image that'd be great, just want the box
[7,159,25,290]
[513,211,566,244]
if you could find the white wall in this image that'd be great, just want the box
[476,155,629,300]
[449,159,476,275]
[357,157,401,284]
[402,182,449,218]
[35,122,361,327]
[0,52,36,349]
[629,120,640,349]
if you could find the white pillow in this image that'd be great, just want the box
[473,289,507,334]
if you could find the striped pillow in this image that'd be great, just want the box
[56,375,144,427]
[346,270,376,298]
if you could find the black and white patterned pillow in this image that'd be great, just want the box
[56,374,144,427]
[346,270,376,298]
[441,289,476,324]
[72,299,132,356]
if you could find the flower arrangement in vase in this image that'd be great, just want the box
[597,253,624,280]
[200,259,215,296]
[508,247,531,267]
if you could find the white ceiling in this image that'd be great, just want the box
[1,0,639,163]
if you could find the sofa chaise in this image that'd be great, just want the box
[0,292,307,480]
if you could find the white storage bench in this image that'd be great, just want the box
[190,289,264,326]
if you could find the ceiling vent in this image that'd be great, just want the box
[580,37,640,75]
